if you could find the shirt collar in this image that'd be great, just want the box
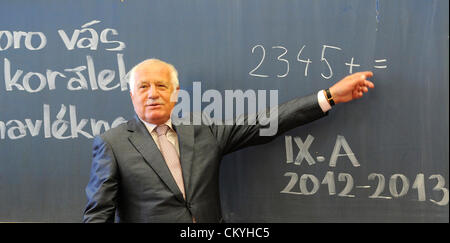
[139,117,173,133]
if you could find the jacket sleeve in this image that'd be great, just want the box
[83,135,119,223]
[208,93,328,155]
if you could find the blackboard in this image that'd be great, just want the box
[0,0,448,222]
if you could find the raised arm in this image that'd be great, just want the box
[207,71,374,156]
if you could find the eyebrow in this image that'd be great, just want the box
[137,81,149,85]
[155,81,168,85]
[137,80,169,86]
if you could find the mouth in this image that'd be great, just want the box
[146,103,163,108]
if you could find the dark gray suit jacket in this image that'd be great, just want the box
[83,93,327,223]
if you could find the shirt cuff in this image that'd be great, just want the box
[317,90,332,113]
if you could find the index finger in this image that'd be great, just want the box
[358,71,373,79]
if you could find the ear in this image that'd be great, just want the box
[170,86,180,103]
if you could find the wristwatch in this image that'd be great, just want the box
[325,88,335,106]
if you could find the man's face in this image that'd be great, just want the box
[130,61,178,125]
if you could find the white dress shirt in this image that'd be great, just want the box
[317,90,332,112]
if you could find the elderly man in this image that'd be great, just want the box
[83,59,374,223]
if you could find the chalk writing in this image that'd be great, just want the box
[281,134,448,206]
[2,54,127,92]
[1,20,129,94]
[0,30,47,51]
[0,104,126,140]
[249,44,388,79]
[57,20,125,51]
[285,134,359,168]
[281,171,449,206]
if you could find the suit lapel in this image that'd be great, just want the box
[127,116,185,202]
[173,123,194,202]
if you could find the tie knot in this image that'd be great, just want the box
[155,124,170,136]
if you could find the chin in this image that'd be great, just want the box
[145,114,169,125]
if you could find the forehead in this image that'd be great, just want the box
[134,61,171,83]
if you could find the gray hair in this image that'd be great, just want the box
[127,58,179,95]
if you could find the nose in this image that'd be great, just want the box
[148,85,159,99]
